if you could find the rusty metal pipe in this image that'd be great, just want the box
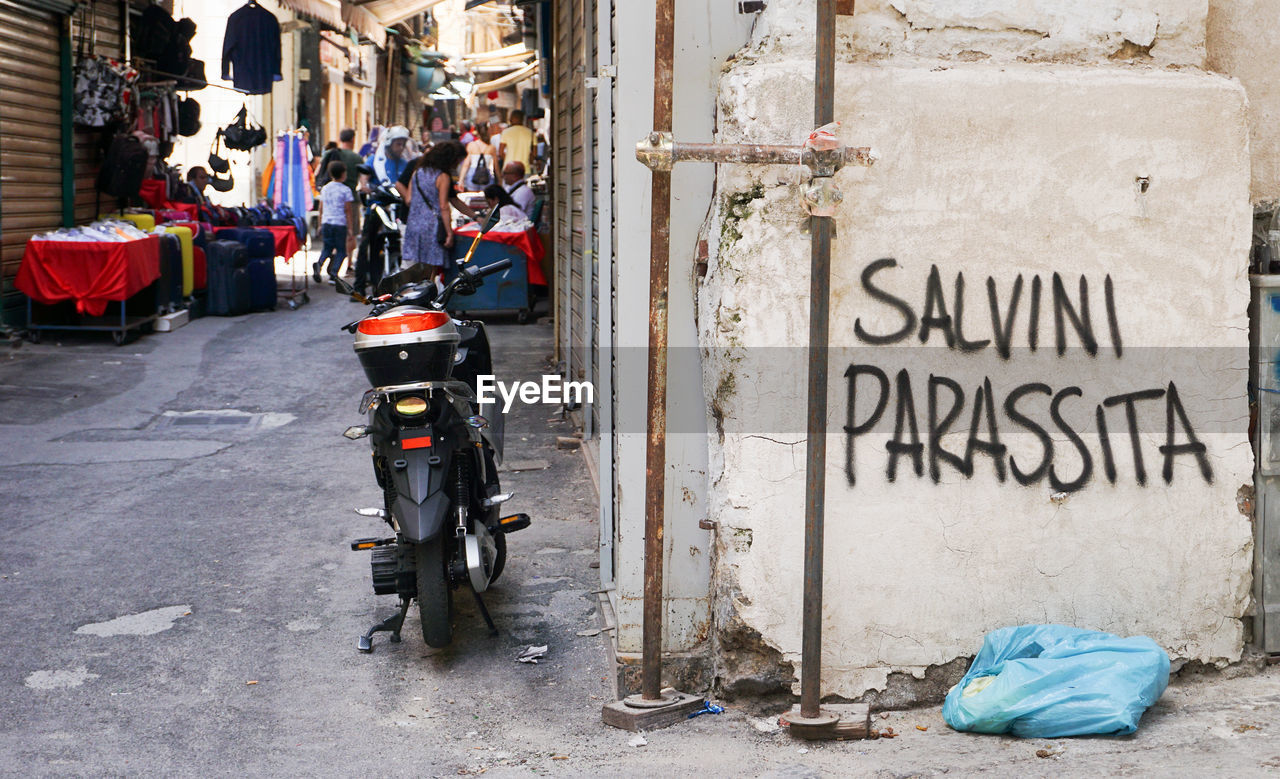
[637,137,877,172]
[800,0,838,722]
[641,0,676,703]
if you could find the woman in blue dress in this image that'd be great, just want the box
[397,141,475,282]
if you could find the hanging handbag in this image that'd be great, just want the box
[222,106,266,151]
[209,170,234,193]
[177,98,201,137]
[177,58,207,92]
[208,130,229,174]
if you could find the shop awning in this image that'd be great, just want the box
[343,3,388,49]
[471,59,538,95]
[462,42,535,64]
[277,0,345,28]
[355,0,448,28]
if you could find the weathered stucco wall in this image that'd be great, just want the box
[747,0,1208,66]
[1206,0,1280,203]
[700,60,1253,699]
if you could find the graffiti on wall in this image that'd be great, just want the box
[843,259,1213,491]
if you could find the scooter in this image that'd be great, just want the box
[336,219,529,651]
[355,164,405,286]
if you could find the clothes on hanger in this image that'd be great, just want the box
[266,131,314,218]
[222,2,282,95]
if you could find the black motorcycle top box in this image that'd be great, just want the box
[353,307,460,388]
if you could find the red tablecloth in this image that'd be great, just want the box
[16,236,160,316]
[264,225,302,260]
[453,224,546,285]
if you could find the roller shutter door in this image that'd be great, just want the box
[0,0,64,327]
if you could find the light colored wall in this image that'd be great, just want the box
[701,37,1253,697]
[608,2,755,655]
[751,0,1208,66]
[1207,0,1280,204]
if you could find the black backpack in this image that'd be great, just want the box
[97,134,149,199]
[471,153,491,186]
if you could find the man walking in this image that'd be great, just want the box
[497,110,534,171]
[317,128,365,195]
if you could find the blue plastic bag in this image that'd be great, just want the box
[942,625,1170,738]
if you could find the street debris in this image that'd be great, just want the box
[797,747,809,754]
[516,645,548,664]
[628,733,647,747]
[943,625,1170,738]
[916,725,929,731]
[575,628,602,637]
[751,717,782,734]
[246,680,258,686]
[555,436,581,450]
[1036,744,1065,759]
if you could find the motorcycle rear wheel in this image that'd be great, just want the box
[415,540,453,647]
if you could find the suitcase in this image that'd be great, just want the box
[206,239,249,316]
[156,233,183,310]
[162,225,195,297]
[116,212,155,231]
[231,267,252,316]
[192,246,207,290]
[156,209,189,224]
[216,227,275,259]
[246,257,277,311]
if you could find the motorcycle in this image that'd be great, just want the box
[356,165,405,284]
[336,224,529,651]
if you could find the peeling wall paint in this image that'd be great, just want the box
[1206,0,1280,203]
[700,56,1253,700]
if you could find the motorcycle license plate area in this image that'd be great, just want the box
[397,429,433,451]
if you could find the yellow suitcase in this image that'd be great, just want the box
[116,212,155,231]
[162,226,195,296]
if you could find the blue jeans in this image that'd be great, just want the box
[318,223,348,277]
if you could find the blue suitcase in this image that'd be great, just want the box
[206,239,249,316]
[216,227,275,260]
[246,257,277,311]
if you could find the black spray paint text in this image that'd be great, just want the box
[843,260,1212,491]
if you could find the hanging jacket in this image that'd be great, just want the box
[221,3,281,95]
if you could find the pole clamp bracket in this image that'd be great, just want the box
[636,131,675,172]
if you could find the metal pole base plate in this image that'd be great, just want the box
[780,703,872,741]
[601,688,704,731]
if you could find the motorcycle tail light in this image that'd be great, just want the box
[357,311,451,336]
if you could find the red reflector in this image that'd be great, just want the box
[401,437,432,450]
[357,311,450,336]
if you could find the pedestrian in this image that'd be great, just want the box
[396,141,477,282]
[316,128,364,193]
[459,121,476,146]
[314,160,357,284]
[497,109,534,171]
[353,125,414,296]
[501,161,535,215]
[483,183,527,223]
[460,126,497,192]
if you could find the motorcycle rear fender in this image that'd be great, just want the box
[386,446,452,543]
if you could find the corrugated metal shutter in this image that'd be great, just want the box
[552,0,595,401]
[72,0,124,226]
[0,0,64,328]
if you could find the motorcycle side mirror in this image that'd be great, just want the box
[343,425,370,440]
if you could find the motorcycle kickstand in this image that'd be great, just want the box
[356,596,411,652]
[471,589,499,638]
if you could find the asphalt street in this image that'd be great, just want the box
[0,272,615,775]
[4,265,1280,777]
